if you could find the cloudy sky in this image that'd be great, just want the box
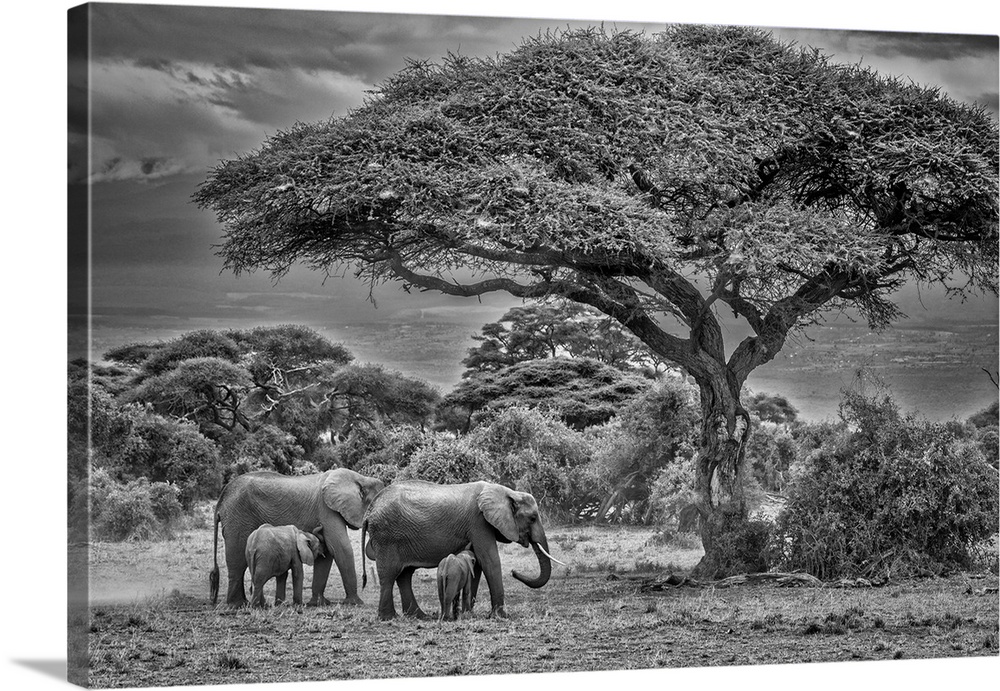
[65,1,999,393]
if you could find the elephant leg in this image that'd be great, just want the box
[250,574,268,608]
[470,561,483,612]
[461,582,471,614]
[326,525,362,605]
[291,562,304,605]
[375,560,401,621]
[224,535,249,607]
[473,541,507,618]
[437,576,446,620]
[307,556,333,607]
[396,567,429,619]
[274,572,288,605]
[441,583,455,621]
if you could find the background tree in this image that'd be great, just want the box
[440,357,650,431]
[462,300,667,374]
[326,363,441,436]
[745,391,799,425]
[110,326,355,443]
[585,376,700,522]
[195,26,998,576]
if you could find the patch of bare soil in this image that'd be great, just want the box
[86,568,999,688]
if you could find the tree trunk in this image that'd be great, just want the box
[690,373,751,579]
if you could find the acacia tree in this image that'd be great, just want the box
[462,300,668,374]
[195,26,998,576]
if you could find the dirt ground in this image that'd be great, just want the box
[79,525,999,688]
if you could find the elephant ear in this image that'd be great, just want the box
[322,468,365,529]
[296,532,317,566]
[477,484,518,543]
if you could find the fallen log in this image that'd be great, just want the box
[625,571,827,591]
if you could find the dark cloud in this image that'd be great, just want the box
[972,90,1000,114]
[133,56,174,72]
[849,31,997,62]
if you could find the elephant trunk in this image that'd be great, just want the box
[511,529,552,589]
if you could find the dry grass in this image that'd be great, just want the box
[81,523,999,688]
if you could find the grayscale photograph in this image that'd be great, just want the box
[58,1,998,689]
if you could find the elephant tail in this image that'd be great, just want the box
[209,510,221,605]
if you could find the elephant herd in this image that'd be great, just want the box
[208,468,559,620]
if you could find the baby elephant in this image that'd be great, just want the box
[245,524,325,608]
[437,548,477,621]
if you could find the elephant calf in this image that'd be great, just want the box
[437,548,477,621]
[245,524,325,608]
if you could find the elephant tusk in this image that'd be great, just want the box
[535,542,568,566]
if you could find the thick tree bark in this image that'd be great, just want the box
[690,373,751,579]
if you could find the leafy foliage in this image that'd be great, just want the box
[584,376,700,522]
[967,400,998,429]
[745,391,799,425]
[773,393,1000,579]
[466,406,592,516]
[126,357,254,432]
[327,363,441,433]
[89,469,184,542]
[442,357,651,430]
[196,25,996,344]
[743,421,798,492]
[72,326,444,540]
[462,301,666,374]
[219,424,305,477]
[136,330,242,378]
[117,414,224,509]
[397,434,495,485]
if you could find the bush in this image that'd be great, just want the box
[773,393,1000,579]
[744,420,797,492]
[398,434,495,484]
[121,414,224,508]
[708,517,775,575]
[328,423,427,473]
[222,424,304,478]
[148,482,184,525]
[466,407,591,515]
[646,458,697,526]
[92,477,182,541]
[580,376,699,523]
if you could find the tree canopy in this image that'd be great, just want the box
[461,300,667,375]
[442,356,651,430]
[196,25,997,389]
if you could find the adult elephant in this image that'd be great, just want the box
[362,480,559,620]
[210,468,384,608]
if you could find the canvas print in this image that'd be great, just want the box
[67,2,999,688]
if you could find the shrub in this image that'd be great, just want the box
[91,474,185,541]
[581,376,699,523]
[466,406,591,515]
[329,423,427,473]
[967,400,998,429]
[223,424,304,477]
[398,434,495,484]
[707,517,775,575]
[646,458,697,526]
[773,392,1000,579]
[744,420,797,492]
[121,414,224,508]
[94,478,158,541]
